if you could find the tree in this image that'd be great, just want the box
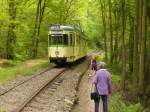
[108,0,113,64]
[113,0,120,64]
[6,0,17,59]
[30,0,47,58]
[120,0,126,91]
[99,0,108,62]
[132,0,140,91]
[139,0,147,93]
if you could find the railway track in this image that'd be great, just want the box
[0,50,98,96]
[19,60,89,112]
[14,67,67,112]
[0,67,52,96]
[0,67,67,112]
[0,58,90,112]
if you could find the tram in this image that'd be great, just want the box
[48,25,87,64]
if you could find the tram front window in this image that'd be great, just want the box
[50,34,68,45]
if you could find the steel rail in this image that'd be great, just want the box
[0,67,53,96]
[13,68,67,112]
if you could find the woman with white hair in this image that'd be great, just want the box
[92,62,112,112]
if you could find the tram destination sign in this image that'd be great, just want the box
[49,25,61,30]
[51,25,60,30]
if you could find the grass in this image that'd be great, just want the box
[0,59,53,84]
[110,92,142,112]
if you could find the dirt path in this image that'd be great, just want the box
[72,69,103,112]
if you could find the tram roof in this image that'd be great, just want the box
[49,25,88,40]
[49,25,80,31]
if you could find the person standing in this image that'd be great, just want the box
[90,56,97,76]
[93,62,112,112]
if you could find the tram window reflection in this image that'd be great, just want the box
[50,34,69,45]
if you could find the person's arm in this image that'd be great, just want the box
[93,73,98,92]
[93,73,97,84]
[91,59,93,65]
[107,74,112,94]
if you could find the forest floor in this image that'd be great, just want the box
[0,58,52,84]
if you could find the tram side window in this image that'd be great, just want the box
[63,34,68,45]
[49,35,51,45]
[70,34,73,46]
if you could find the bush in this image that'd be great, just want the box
[110,93,143,112]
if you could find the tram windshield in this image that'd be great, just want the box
[49,34,68,45]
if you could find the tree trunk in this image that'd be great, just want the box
[108,0,113,64]
[6,0,17,59]
[128,14,134,73]
[133,0,140,89]
[128,21,134,73]
[113,0,119,64]
[144,16,150,109]
[120,0,126,91]
[145,18,150,77]
[139,0,147,93]
[30,0,47,58]
[99,0,107,62]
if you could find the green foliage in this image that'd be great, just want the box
[110,73,142,112]
[111,74,120,83]
[0,59,51,84]
[0,0,91,59]
[110,93,143,112]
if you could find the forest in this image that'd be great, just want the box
[0,0,150,111]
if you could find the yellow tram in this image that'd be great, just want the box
[48,25,87,64]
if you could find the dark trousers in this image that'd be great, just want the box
[94,95,108,112]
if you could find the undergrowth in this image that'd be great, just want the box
[109,68,143,112]
[0,59,52,84]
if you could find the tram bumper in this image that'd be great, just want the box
[49,57,67,63]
